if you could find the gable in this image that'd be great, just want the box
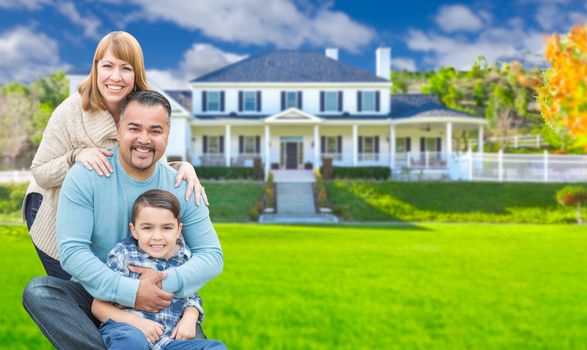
[265,108,322,124]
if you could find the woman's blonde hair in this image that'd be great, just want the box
[78,31,149,112]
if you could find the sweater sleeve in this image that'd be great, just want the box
[57,165,139,307]
[30,98,77,189]
[162,194,223,297]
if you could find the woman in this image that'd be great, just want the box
[24,31,207,280]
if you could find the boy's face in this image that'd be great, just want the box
[130,206,182,260]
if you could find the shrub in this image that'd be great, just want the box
[252,157,264,180]
[556,185,587,224]
[249,201,263,221]
[0,183,27,214]
[196,166,254,180]
[330,166,391,180]
[322,158,333,180]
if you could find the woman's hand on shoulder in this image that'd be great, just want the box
[174,162,209,206]
[75,147,114,177]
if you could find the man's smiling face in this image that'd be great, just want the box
[117,100,169,180]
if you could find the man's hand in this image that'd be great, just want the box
[127,314,164,344]
[170,307,199,340]
[130,265,174,312]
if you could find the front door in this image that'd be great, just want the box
[285,142,298,169]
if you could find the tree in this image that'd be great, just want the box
[538,24,587,149]
[556,185,587,224]
[29,72,69,147]
[0,87,36,168]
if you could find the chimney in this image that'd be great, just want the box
[325,48,338,60]
[376,47,391,80]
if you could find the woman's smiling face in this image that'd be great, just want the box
[96,48,135,113]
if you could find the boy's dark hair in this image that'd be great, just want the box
[131,189,180,224]
[120,90,172,124]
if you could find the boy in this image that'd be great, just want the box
[92,189,226,350]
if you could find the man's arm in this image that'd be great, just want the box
[162,194,223,297]
[57,165,139,306]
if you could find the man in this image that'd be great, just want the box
[22,90,223,350]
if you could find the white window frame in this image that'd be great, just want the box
[285,91,298,109]
[362,91,376,112]
[243,136,256,154]
[325,91,338,112]
[207,136,221,154]
[325,136,338,153]
[243,91,257,112]
[207,91,221,112]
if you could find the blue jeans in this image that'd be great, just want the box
[100,320,227,350]
[22,276,106,349]
[24,193,71,280]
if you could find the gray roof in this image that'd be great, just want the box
[165,90,192,112]
[390,94,478,119]
[191,50,387,83]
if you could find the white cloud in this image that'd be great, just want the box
[126,0,374,52]
[0,26,65,84]
[0,0,49,10]
[56,2,101,39]
[147,43,247,90]
[391,58,417,72]
[435,5,483,33]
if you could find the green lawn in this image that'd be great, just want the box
[2,223,586,349]
[202,181,263,222]
[327,181,580,223]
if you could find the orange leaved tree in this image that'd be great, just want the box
[538,24,587,148]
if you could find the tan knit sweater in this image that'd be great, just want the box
[25,93,118,259]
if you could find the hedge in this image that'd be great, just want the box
[329,166,391,180]
[195,166,255,180]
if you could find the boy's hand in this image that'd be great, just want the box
[170,308,199,340]
[128,315,164,344]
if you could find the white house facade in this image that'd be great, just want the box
[163,48,488,178]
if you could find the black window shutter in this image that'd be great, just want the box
[255,136,260,153]
[239,136,243,153]
[320,136,325,153]
[220,91,225,112]
[437,137,442,152]
[257,91,261,112]
[203,136,208,153]
[338,91,343,111]
[238,91,243,112]
[219,136,224,153]
[406,137,411,152]
[202,91,207,112]
[357,91,362,112]
[320,91,325,112]
[298,91,303,109]
[420,137,425,152]
[337,136,342,153]
[281,91,285,110]
[375,136,380,153]
[375,91,381,112]
[358,136,363,153]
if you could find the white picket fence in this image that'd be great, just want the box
[0,170,33,184]
[450,151,587,183]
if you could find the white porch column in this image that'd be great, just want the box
[313,125,320,170]
[389,124,396,171]
[478,125,484,156]
[445,122,452,162]
[264,125,270,178]
[224,124,231,167]
[352,124,358,166]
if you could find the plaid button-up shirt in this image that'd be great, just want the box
[105,236,204,350]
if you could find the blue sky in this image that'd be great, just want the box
[0,0,585,89]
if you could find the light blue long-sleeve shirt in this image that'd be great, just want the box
[57,147,223,307]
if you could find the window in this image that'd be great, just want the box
[243,91,257,111]
[243,136,256,154]
[207,136,221,154]
[362,91,375,112]
[206,91,220,112]
[325,136,338,153]
[325,92,338,112]
[359,136,379,161]
[285,91,298,109]
[420,137,441,152]
[396,137,411,152]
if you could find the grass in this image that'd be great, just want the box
[202,181,263,222]
[326,181,580,223]
[3,223,587,349]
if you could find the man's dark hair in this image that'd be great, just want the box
[131,189,181,225]
[120,90,172,124]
